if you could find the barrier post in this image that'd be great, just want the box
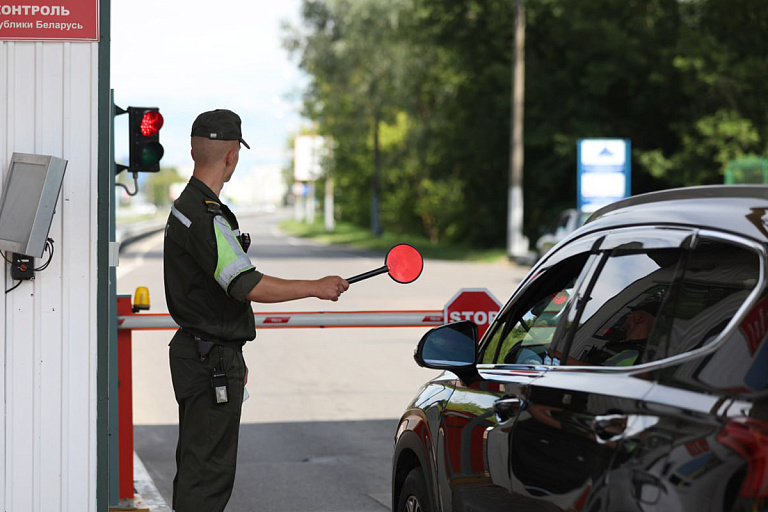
[116,295,134,501]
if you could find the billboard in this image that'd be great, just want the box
[294,135,327,182]
[577,138,631,213]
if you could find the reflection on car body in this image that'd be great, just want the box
[392,186,768,512]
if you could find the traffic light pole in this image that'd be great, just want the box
[108,94,165,509]
[107,90,121,509]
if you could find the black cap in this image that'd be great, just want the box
[630,298,661,316]
[191,109,250,149]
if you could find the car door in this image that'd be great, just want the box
[588,234,764,512]
[434,238,601,512]
[500,227,701,511]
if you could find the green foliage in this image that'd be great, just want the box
[285,0,768,248]
[145,167,184,206]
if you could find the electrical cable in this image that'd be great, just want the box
[34,238,55,271]
[1,249,17,293]
[5,280,22,294]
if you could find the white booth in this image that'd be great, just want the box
[1,1,115,510]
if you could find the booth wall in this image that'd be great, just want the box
[0,41,99,511]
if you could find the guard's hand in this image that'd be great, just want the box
[316,276,349,301]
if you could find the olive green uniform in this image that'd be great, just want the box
[164,177,263,512]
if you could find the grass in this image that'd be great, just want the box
[279,218,512,263]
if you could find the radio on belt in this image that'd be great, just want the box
[211,346,229,404]
[212,369,228,404]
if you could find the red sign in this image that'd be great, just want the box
[0,0,99,41]
[444,288,503,338]
[263,317,290,324]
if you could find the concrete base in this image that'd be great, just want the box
[108,494,150,512]
[109,452,171,512]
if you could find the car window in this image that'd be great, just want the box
[564,248,682,367]
[480,253,590,365]
[660,238,759,359]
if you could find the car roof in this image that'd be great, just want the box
[583,185,768,243]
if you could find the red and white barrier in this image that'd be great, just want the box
[118,310,446,330]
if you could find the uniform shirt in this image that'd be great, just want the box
[164,177,263,342]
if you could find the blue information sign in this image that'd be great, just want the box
[577,139,631,213]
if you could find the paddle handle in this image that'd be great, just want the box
[346,265,388,284]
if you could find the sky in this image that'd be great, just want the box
[111,0,307,174]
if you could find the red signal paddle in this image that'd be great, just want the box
[347,243,424,284]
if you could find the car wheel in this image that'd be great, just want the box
[397,467,431,512]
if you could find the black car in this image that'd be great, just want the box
[392,186,768,512]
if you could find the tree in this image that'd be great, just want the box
[638,0,768,185]
[284,0,768,249]
[285,0,413,235]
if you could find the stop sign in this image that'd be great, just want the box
[444,288,503,338]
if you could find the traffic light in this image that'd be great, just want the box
[128,107,164,172]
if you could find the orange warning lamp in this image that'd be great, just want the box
[132,286,150,313]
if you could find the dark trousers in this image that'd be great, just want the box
[169,330,246,512]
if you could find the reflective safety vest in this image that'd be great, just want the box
[163,177,263,342]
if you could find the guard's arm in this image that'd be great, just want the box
[246,274,349,303]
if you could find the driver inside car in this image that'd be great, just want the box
[579,299,660,366]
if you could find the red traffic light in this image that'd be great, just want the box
[140,111,164,137]
[126,106,164,172]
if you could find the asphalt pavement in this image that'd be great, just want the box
[136,420,395,512]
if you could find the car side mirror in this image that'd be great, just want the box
[414,321,480,384]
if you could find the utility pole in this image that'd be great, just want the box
[371,109,383,236]
[507,0,529,259]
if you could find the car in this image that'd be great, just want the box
[392,185,768,512]
[534,208,589,260]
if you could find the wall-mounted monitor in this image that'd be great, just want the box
[0,153,67,258]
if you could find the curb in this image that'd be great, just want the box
[133,451,171,512]
[108,452,170,511]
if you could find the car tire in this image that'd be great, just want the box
[397,467,431,512]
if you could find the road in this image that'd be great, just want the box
[116,208,531,511]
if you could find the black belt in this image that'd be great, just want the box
[179,328,245,359]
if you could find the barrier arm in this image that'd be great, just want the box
[119,310,445,330]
